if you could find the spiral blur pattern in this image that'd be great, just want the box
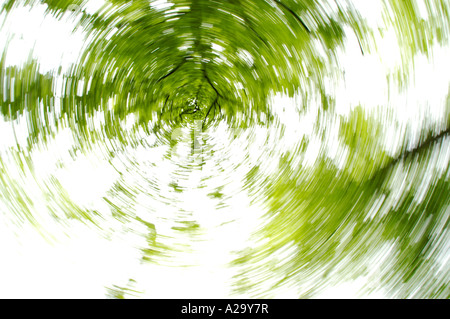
[0,0,449,298]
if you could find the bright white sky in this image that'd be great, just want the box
[0,0,449,298]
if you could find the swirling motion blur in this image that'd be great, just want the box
[0,0,449,298]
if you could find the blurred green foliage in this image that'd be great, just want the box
[0,0,449,298]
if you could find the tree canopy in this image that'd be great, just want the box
[0,0,449,298]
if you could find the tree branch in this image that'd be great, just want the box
[371,126,450,182]
[273,0,310,33]
[202,96,219,129]
[355,32,365,55]
[227,0,270,47]
[156,59,186,83]
[202,68,222,98]
[160,94,170,117]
